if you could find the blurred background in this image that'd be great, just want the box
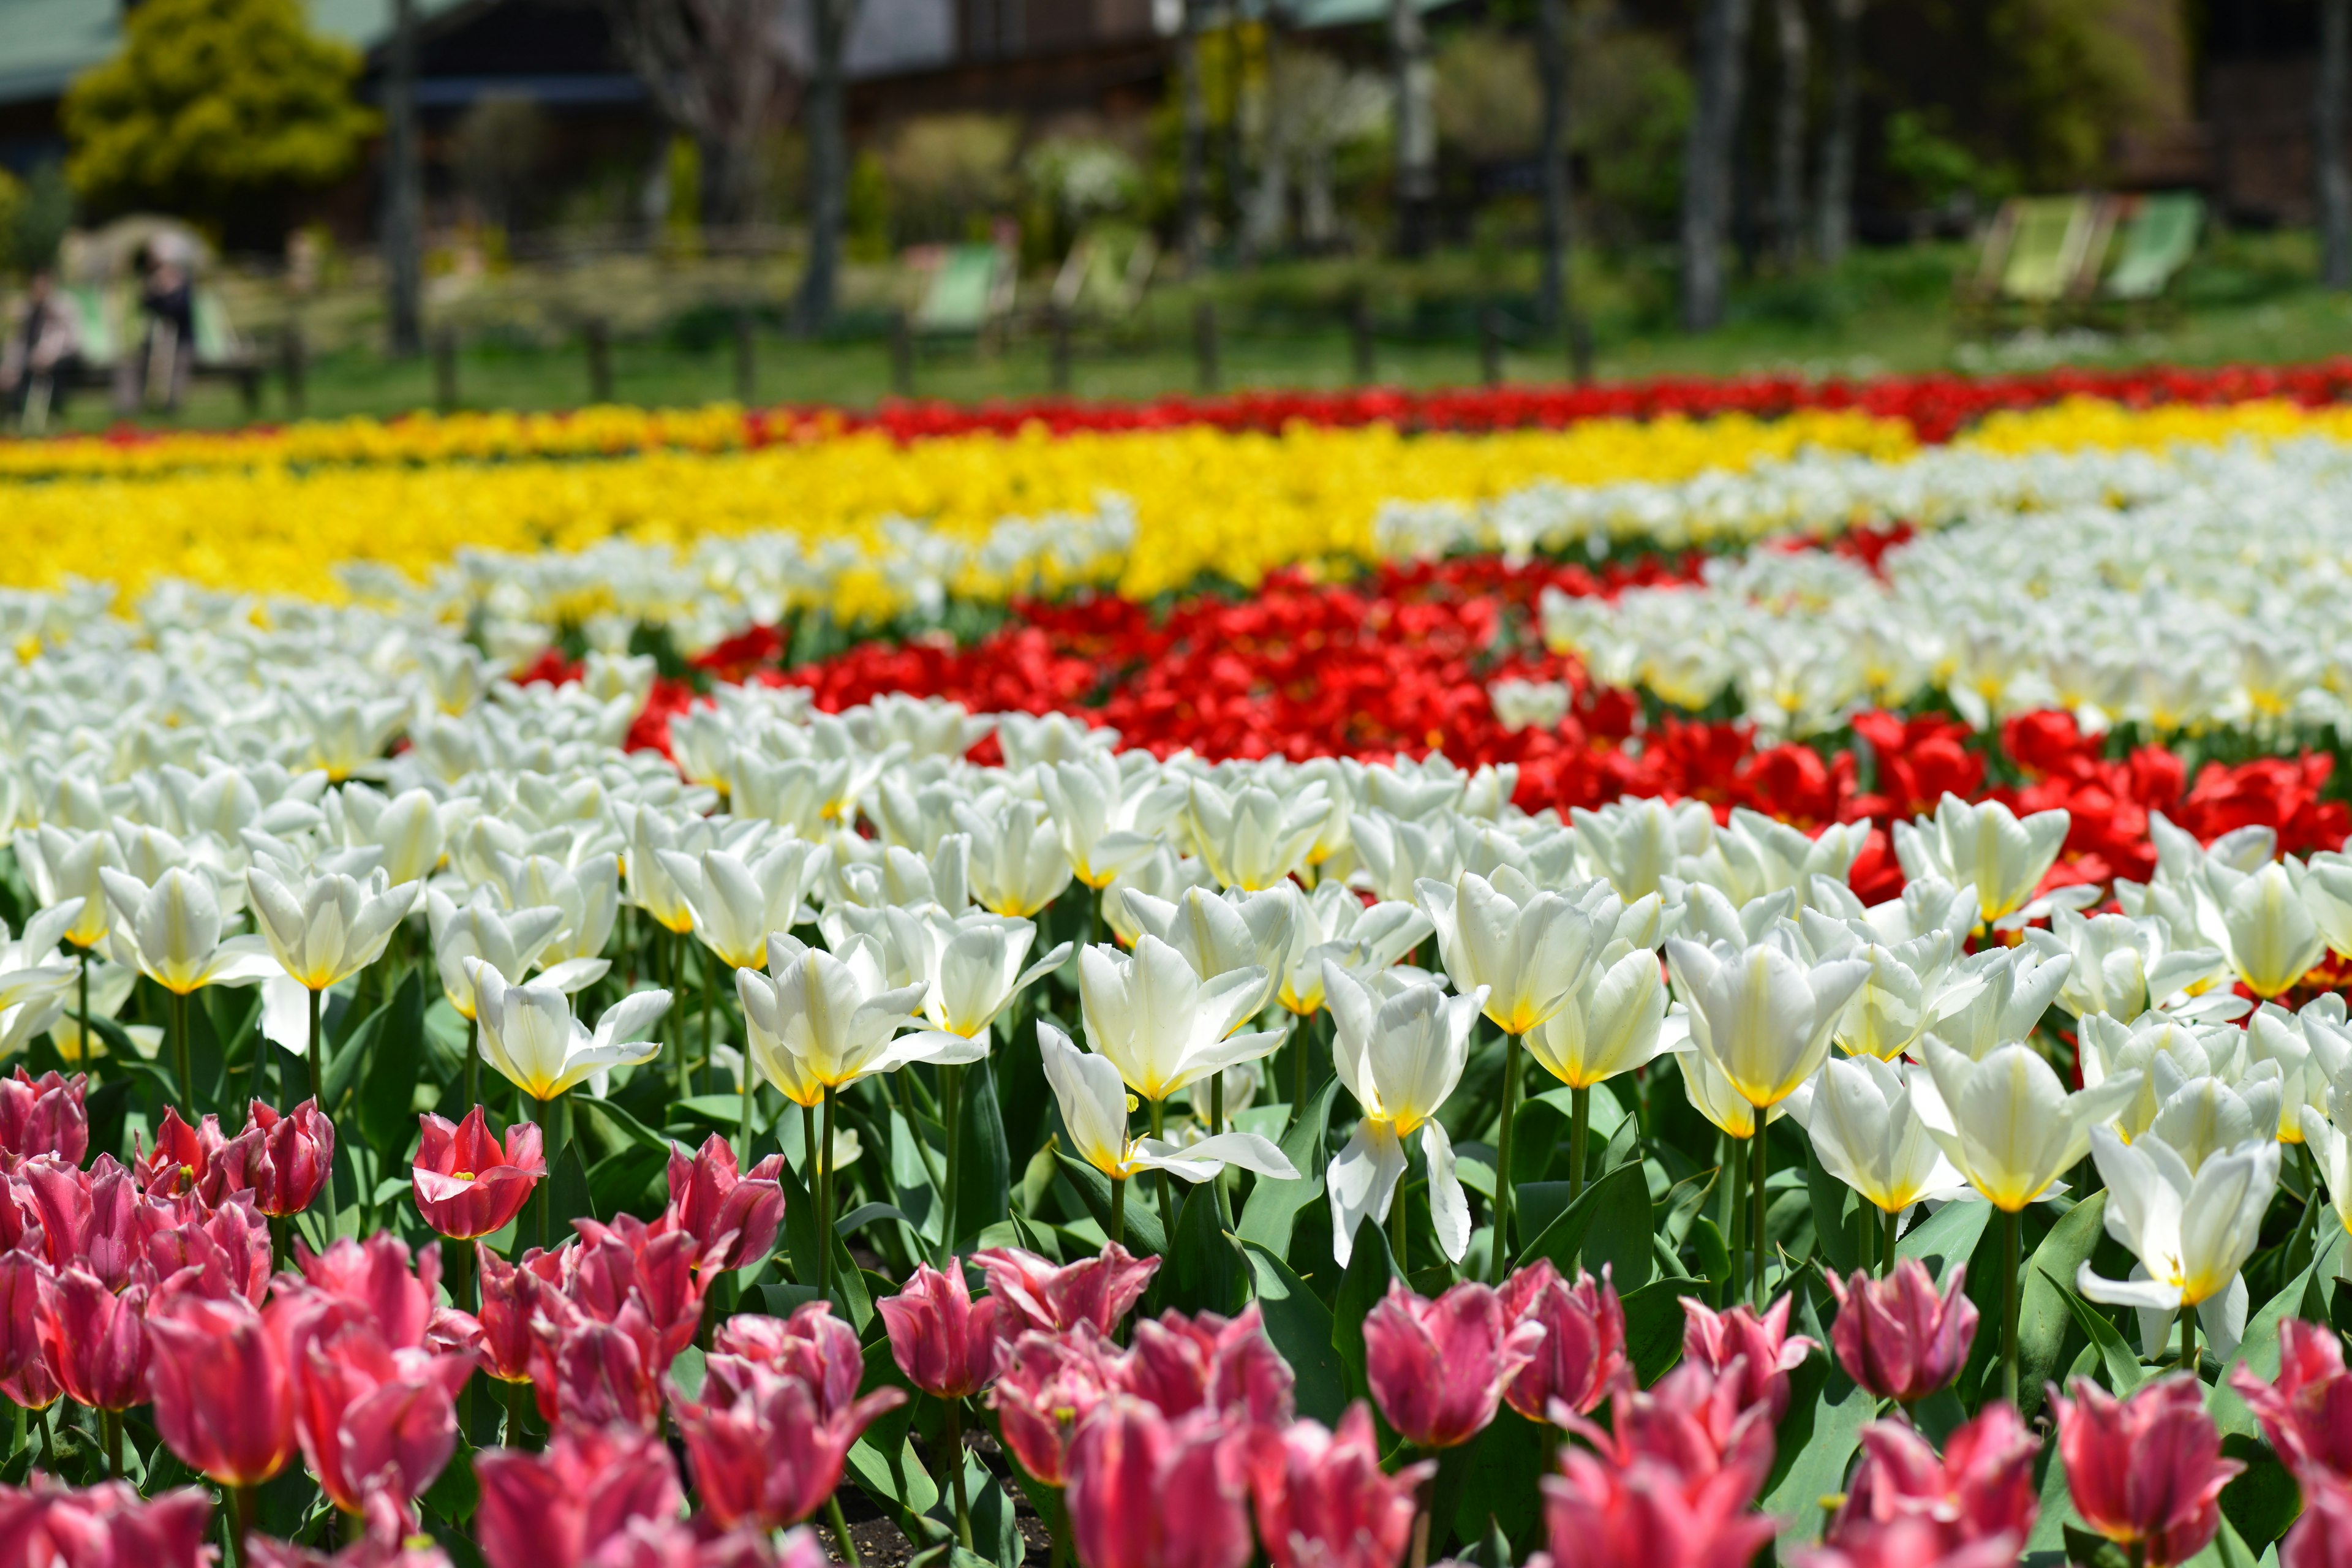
[0,0,2347,427]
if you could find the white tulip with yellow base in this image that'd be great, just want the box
[2196,859,2326,1000]
[1037,753,1185,890]
[1123,886,1294,1034]
[1074,935,1284,1106]
[1893,794,2082,929]
[736,933,976,1103]
[1784,1054,1967,1222]
[469,962,671,1101]
[2079,1124,2277,1361]
[1322,963,1485,1268]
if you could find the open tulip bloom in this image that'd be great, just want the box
[99,865,281,1104]
[2079,1123,2280,1363]
[1324,962,1485,1270]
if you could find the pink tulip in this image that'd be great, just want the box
[290,1234,443,1351]
[714,1303,868,1419]
[990,1326,1128,1486]
[2230,1317,2352,1487]
[659,1134,785,1273]
[248,1491,457,1566]
[1362,1280,1542,1450]
[1124,1306,1295,1427]
[1542,1446,1781,1568]
[1681,1295,1817,1420]
[1826,1262,1977,1406]
[475,1423,685,1568]
[672,1352,905,1531]
[34,1265,149,1410]
[1066,1396,1254,1568]
[1796,1517,2028,1568]
[134,1110,225,1202]
[145,1291,300,1489]
[2053,1374,2242,1568]
[560,1218,707,1370]
[23,1155,146,1290]
[974,1243,1161,1339]
[146,1193,271,1304]
[472,1246,543,1384]
[2285,1476,2352,1568]
[881,1263,1000,1400]
[0,1253,42,1387]
[412,1108,543,1242]
[1570,1359,1776,1502]
[1502,1259,1627,1422]
[208,1101,336,1219]
[1248,1401,1428,1568]
[0,1479,215,1568]
[0,1071,86,1169]
[271,1284,472,1514]
[1829,1406,2040,1551]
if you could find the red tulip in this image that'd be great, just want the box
[2053,1374,2242,1568]
[0,1253,42,1387]
[239,1101,336,1219]
[0,1478,215,1568]
[989,1325,1128,1487]
[2229,1317,2352,1487]
[35,1265,149,1410]
[134,1109,225,1202]
[714,1303,867,1419]
[472,1246,543,1384]
[671,1352,905,1531]
[271,1279,473,1515]
[2285,1475,2352,1568]
[1362,1279,1541,1450]
[1502,1259,1627,1422]
[1247,1401,1428,1568]
[880,1263,1000,1400]
[291,1234,443,1351]
[973,1243,1159,1339]
[145,1291,299,1488]
[1066,1396,1254,1568]
[1680,1295,1817,1421]
[1,1347,61,1412]
[0,1071,86,1169]
[23,1155,146,1290]
[660,1134,785,1272]
[535,1308,666,1430]
[1570,1359,1777,1502]
[1542,1442,1781,1568]
[1826,1262,1977,1407]
[1795,1518,2027,1568]
[145,1193,271,1304]
[553,1218,706,1371]
[475,1423,685,1568]
[1123,1306,1295,1427]
[412,1109,543,1241]
[1829,1406,2041,1551]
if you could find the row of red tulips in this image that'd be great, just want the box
[0,1052,2342,1568]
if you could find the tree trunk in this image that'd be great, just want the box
[1179,0,1207,268]
[799,0,854,328]
[702,134,755,232]
[1534,0,1572,330]
[382,0,423,358]
[1390,0,1435,256]
[2322,0,2352,290]
[1815,0,1860,266]
[1680,0,1753,330]
[1771,0,1807,269]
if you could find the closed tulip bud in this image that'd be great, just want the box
[1247,1402,1429,1568]
[1541,1444,1781,1568]
[659,1134,783,1273]
[1363,1280,1542,1450]
[145,1291,299,1488]
[1828,1406,2041,1552]
[973,1243,1159,1340]
[241,1099,336,1218]
[412,1108,544,1240]
[2285,1478,2352,1568]
[1826,1261,1978,1406]
[1680,1296,1817,1422]
[2053,1374,2241,1568]
[475,1423,685,1568]
[989,1326,1128,1487]
[471,1247,543,1384]
[1065,1396,1255,1568]
[880,1262,1000,1400]
[36,1265,149,1411]
[671,1354,905,1531]
[1124,1305,1295,1427]
[0,1069,86,1168]
[1501,1260,1627,1422]
[145,1197,272,1305]
[538,1311,663,1431]
[2229,1318,2352,1486]
[0,1480,216,1568]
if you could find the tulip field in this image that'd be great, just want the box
[11,364,2352,1568]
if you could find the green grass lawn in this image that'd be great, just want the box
[39,228,2352,432]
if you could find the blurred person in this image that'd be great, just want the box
[118,243,194,414]
[0,268,83,432]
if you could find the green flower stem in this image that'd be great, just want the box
[1210,1072,1224,1138]
[503,1376,530,1449]
[1490,1031,1524,1283]
[1726,1131,1746,1296]
[228,1483,256,1568]
[172,989,194,1110]
[820,1085,838,1306]
[1752,1122,1768,1307]
[75,949,89,1076]
[100,1406,120,1479]
[942,1394,974,1550]
[828,1494,863,1568]
[1882,1204,1900,1277]
[1568,1085,1589,1201]
[1150,1098,1172,1240]
[1110,1174,1126,1248]
[463,1014,479,1115]
[734,965,754,1166]
[2001,1205,2022,1405]
[2180,1302,2200,1378]
[1392,1169,1409,1275]
[699,940,715,1090]
[1292,1013,1313,1128]
[940,1063,965,1265]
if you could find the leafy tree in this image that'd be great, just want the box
[61,0,375,221]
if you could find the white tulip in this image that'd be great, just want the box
[246,865,415,993]
[334,783,447,885]
[1571,797,1714,903]
[1123,885,1294,1030]
[1525,944,1675,1091]
[1818,929,1959,1062]
[736,932,977,1106]
[1352,811,1464,905]
[2024,907,2229,1022]
[1785,1054,1967,1215]
[1665,936,1870,1110]
[1039,1021,1296,1185]
[428,889,601,1021]
[1893,794,2077,928]
[657,839,827,971]
[11,826,117,949]
[2198,858,2325,1000]
[2141,1065,2282,1174]
[1037,753,1185,889]
[957,797,1074,918]
[470,962,671,1101]
[1915,1036,2141,1212]
[492,852,621,968]
[1274,883,1430,1017]
[1324,963,1485,1265]
[1417,870,1599,1037]
[98,867,278,997]
[2079,1124,2277,1359]
[2078,1010,2245,1141]
[1188,777,1327,891]
[2304,1113,2352,1239]
[892,908,1070,1039]
[1924,944,2073,1061]
[2244,1003,2329,1142]
[1075,935,1284,1104]
[1679,809,1868,909]
[1671,1013,1773,1140]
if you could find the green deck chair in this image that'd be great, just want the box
[1998,196,2095,303]
[62,283,118,369]
[913,246,1006,335]
[191,289,247,365]
[2103,192,2203,301]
